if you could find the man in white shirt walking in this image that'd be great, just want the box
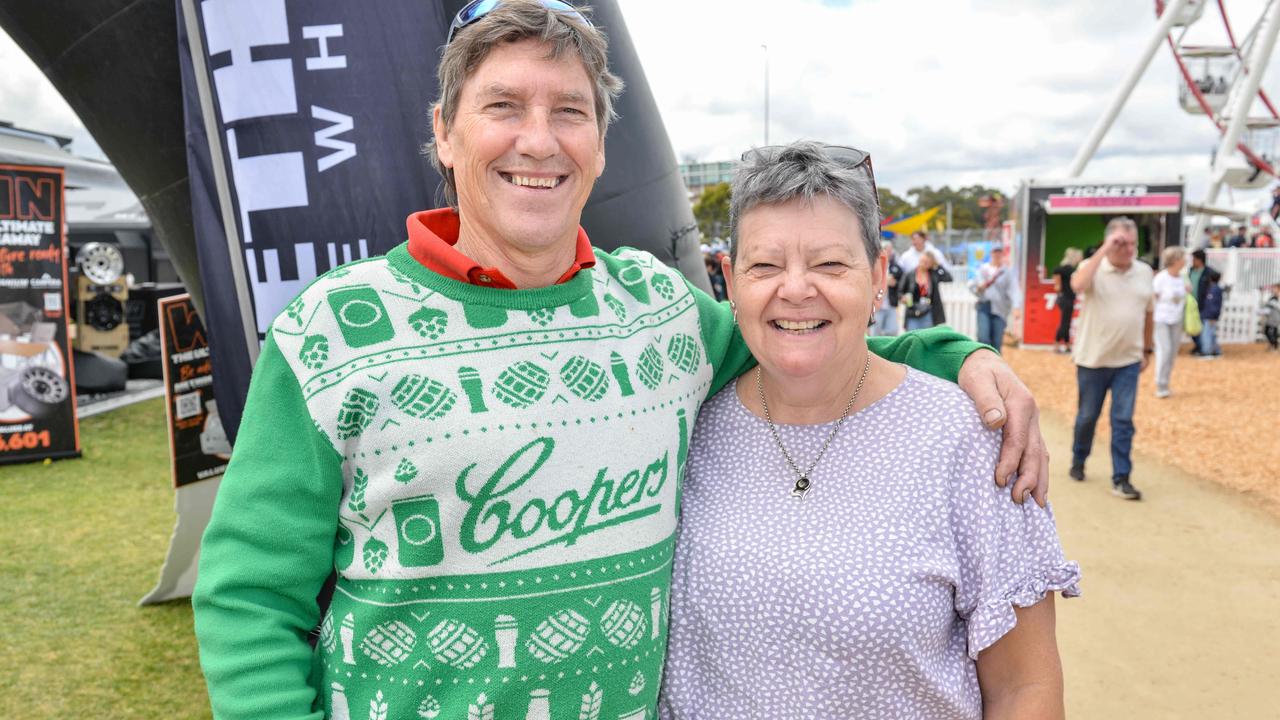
[1068,217,1154,500]
[897,230,946,274]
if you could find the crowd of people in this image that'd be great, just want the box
[1200,223,1275,248]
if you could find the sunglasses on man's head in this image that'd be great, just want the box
[447,0,591,44]
[740,144,879,209]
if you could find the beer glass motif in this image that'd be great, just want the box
[393,495,445,567]
[327,285,395,348]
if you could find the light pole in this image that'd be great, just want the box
[761,43,770,146]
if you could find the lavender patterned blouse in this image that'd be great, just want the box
[658,368,1080,719]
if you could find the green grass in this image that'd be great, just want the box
[0,398,211,718]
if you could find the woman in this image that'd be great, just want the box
[1052,248,1083,353]
[1152,246,1188,398]
[900,249,952,329]
[659,142,1078,719]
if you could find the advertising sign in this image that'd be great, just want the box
[0,164,80,464]
[160,293,229,488]
[141,293,227,604]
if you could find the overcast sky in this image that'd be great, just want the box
[3,0,1279,210]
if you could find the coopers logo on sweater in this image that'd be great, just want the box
[458,437,671,565]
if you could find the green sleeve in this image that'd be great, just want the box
[193,333,343,720]
[685,279,753,396]
[867,326,991,382]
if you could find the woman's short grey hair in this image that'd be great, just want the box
[1161,245,1186,268]
[424,0,624,207]
[729,141,881,270]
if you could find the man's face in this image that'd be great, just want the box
[990,249,1004,266]
[911,234,925,252]
[434,39,605,254]
[1105,228,1137,268]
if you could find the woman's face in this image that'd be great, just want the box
[725,196,885,382]
[1168,256,1185,274]
[919,253,935,271]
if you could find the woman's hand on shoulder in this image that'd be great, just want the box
[957,349,1048,507]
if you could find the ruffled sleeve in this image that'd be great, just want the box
[947,415,1081,660]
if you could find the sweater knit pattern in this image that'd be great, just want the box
[270,245,711,720]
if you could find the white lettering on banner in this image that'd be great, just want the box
[1062,185,1150,198]
[226,129,309,247]
[303,24,347,70]
[246,240,369,335]
[0,220,56,234]
[202,0,297,122]
[199,1,369,337]
[312,106,357,172]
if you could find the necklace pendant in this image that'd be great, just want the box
[791,475,812,499]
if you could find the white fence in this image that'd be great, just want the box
[897,279,1270,345]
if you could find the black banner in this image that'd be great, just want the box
[0,165,80,464]
[160,294,229,487]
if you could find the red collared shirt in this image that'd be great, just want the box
[405,208,596,289]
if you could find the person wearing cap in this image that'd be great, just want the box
[192,2,1052,718]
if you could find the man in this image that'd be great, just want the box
[1068,217,1153,500]
[896,230,946,274]
[193,3,1050,718]
[871,239,903,336]
[974,246,1021,353]
[1188,248,1222,356]
[1226,225,1248,248]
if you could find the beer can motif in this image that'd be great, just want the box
[393,495,445,568]
[327,286,395,348]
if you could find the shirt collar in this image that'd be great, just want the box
[405,208,596,289]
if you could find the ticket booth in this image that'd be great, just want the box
[1014,181,1184,346]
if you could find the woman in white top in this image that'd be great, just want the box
[1151,246,1189,398]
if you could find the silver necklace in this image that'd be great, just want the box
[756,354,871,499]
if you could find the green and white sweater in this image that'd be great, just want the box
[193,243,981,720]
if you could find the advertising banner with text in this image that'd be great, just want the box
[0,164,80,464]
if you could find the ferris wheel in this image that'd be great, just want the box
[1068,0,1280,238]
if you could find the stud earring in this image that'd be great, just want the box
[729,300,738,324]
[875,289,884,301]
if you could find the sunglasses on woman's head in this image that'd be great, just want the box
[447,0,591,44]
[740,144,879,209]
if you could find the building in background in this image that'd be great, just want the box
[679,159,735,200]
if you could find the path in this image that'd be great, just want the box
[1042,411,1280,717]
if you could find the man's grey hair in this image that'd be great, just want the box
[729,141,881,269]
[1104,216,1139,238]
[424,0,624,207]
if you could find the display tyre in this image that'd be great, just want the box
[10,366,69,419]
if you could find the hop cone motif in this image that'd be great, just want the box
[636,345,664,390]
[603,294,627,321]
[298,334,330,370]
[527,307,556,327]
[650,273,676,301]
[493,361,550,409]
[337,388,380,440]
[394,458,418,484]
[391,374,457,420]
[363,537,389,574]
[417,696,441,719]
[408,307,449,340]
[419,696,445,717]
[560,356,609,401]
[666,334,701,375]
